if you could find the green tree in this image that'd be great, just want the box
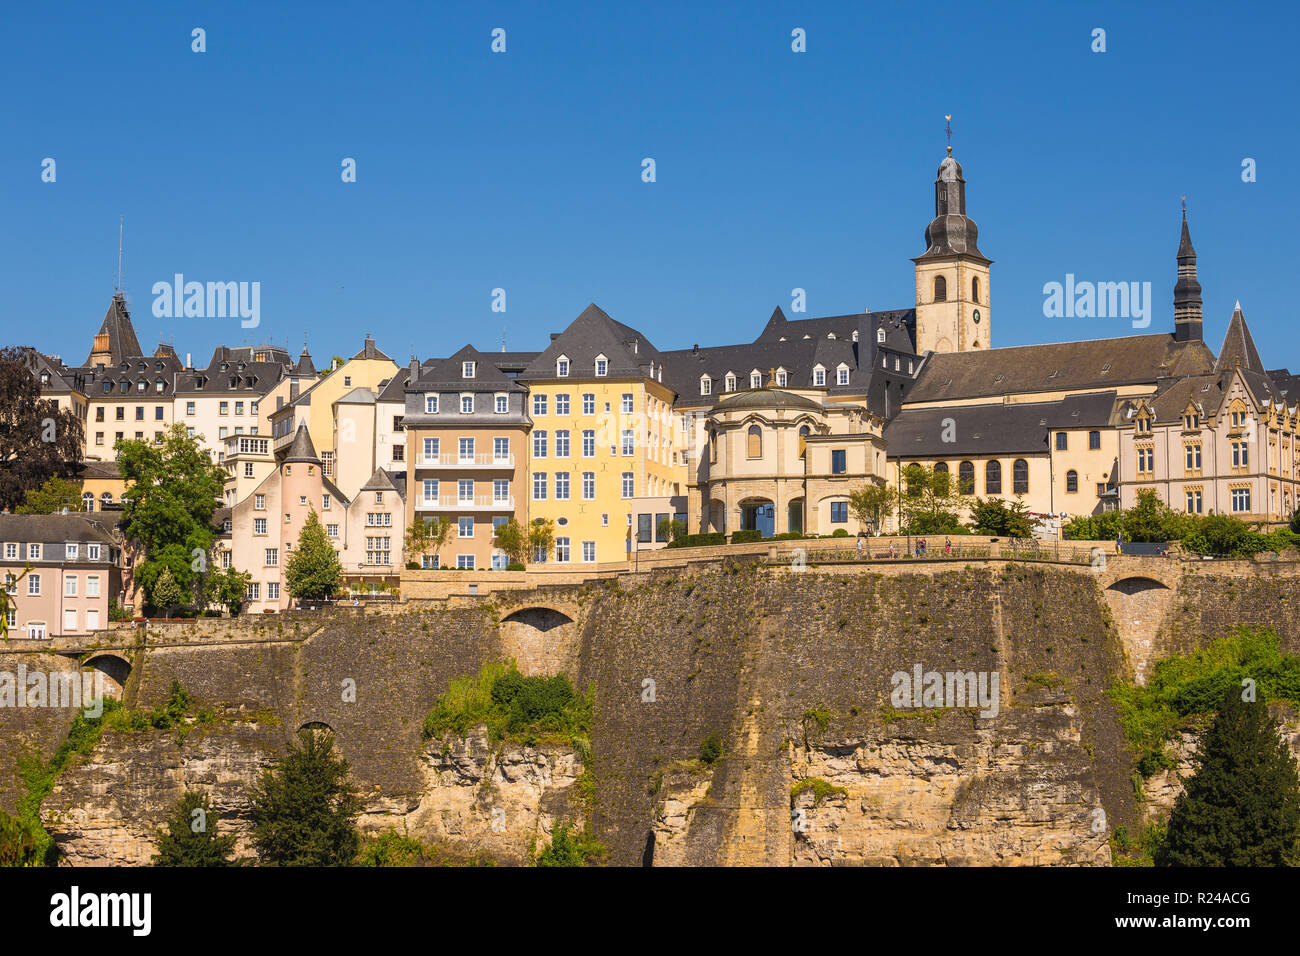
[1124,489,1180,542]
[0,347,85,512]
[1157,688,1300,866]
[248,729,362,866]
[526,517,556,562]
[0,809,40,866]
[657,517,687,543]
[405,517,453,567]
[0,567,30,638]
[898,464,966,535]
[152,791,237,866]
[969,497,1035,538]
[206,566,252,616]
[848,481,892,533]
[150,567,184,616]
[1291,508,1300,536]
[535,820,605,867]
[15,476,84,514]
[116,424,227,608]
[492,518,529,564]
[284,510,343,601]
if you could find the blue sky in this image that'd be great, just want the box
[3,0,1295,369]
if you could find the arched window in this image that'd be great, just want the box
[1065,469,1078,493]
[933,461,950,494]
[100,491,113,506]
[958,460,975,494]
[747,425,762,459]
[1013,459,1029,494]
[985,460,1002,495]
[972,276,981,302]
[82,491,95,512]
[933,461,948,474]
[934,275,947,302]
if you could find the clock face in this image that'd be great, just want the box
[973,309,982,324]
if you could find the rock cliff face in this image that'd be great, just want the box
[6,561,1300,866]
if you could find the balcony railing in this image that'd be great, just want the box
[417,454,514,468]
[416,495,514,511]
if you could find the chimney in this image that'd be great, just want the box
[185,352,192,369]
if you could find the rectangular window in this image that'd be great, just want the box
[4,543,15,560]
[582,394,595,415]
[582,430,595,457]
[831,449,847,474]
[322,494,331,510]
[555,430,570,457]
[622,394,634,413]
[555,472,570,500]
[495,394,508,414]
[425,394,439,413]
[457,554,475,570]
[326,523,339,538]
[494,437,510,461]
[1089,430,1101,450]
[422,479,439,501]
[86,575,100,597]
[459,437,475,461]
[66,543,79,560]
[1186,490,1203,513]
[255,494,266,510]
[831,501,848,523]
[64,609,77,633]
[458,479,474,502]
[423,437,439,460]
[622,473,634,498]
[1232,488,1252,512]
[458,517,474,538]
[655,513,669,542]
[533,394,547,416]
[29,574,41,595]
[265,548,279,566]
[219,401,229,415]
[1055,432,1067,451]
[460,395,474,414]
[493,479,509,501]
[267,582,280,600]
[637,514,652,543]
[582,472,595,500]
[186,401,196,416]
[582,541,595,563]
[246,582,260,601]
[533,473,547,500]
[29,544,41,560]
[87,543,101,561]
[555,537,570,562]
[65,576,77,597]
[321,451,334,477]
[254,518,267,535]
[533,431,548,457]
[462,361,476,378]
[621,430,635,456]
[555,394,570,415]
[155,406,164,420]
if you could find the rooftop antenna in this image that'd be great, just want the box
[115,216,124,293]
[945,114,952,157]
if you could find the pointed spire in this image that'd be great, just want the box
[1173,204,1203,342]
[282,423,320,464]
[915,148,987,262]
[1213,301,1264,374]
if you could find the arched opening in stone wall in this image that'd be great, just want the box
[1104,576,1175,685]
[83,654,130,698]
[299,720,335,735]
[499,607,577,677]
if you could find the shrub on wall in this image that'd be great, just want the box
[729,529,764,544]
[665,532,726,549]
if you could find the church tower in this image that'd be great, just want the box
[912,148,991,354]
[1173,207,1204,343]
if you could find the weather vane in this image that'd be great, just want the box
[945,114,952,156]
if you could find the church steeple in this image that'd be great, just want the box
[1173,203,1203,342]
[912,130,992,354]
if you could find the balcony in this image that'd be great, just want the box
[416,453,514,469]
[416,495,514,511]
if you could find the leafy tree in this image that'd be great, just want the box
[153,791,237,866]
[0,567,29,638]
[15,476,84,514]
[116,424,226,608]
[657,517,687,543]
[0,347,85,512]
[1158,687,1300,866]
[405,516,453,567]
[248,729,362,866]
[150,567,184,616]
[848,481,892,533]
[284,510,342,601]
[969,497,1035,538]
[535,820,606,867]
[492,518,529,564]
[898,464,966,535]
[0,809,40,866]
[526,517,556,562]
[206,566,252,616]
[1123,489,1188,542]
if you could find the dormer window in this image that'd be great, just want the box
[724,372,736,392]
[460,394,474,414]
[155,380,165,393]
[812,365,826,387]
[836,364,850,386]
[776,368,788,387]
[136,380,146,393]
[700,376,712,396]
[851,329,859,342]
[425,394,438,413]
[556,355,570,377]
[877,328,886,344]
[462,361,476,379]
[40,371,50,385]
[750,370,762,389]
[594,355,608,377]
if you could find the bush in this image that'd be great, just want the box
[665,532,726,549]
[422,661,592,742]
[729,529,763,544]
[698,731,724,764]
[831,528,849,537]
[505,562,526,571]
[405,561,419,570]
[535,820,606,867]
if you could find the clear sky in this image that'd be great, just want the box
[3,0,1295,369]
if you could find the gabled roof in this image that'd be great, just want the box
[84,293,144,366]
[407,345,528,391]
[351,335,393,362]
[883,394,1115,458]
[1212,302,1264,374]
[520,304,663,382]
[376,368,410,403]
[360,467,400,493]
[336,387,377,405]
[907,333,1215,403]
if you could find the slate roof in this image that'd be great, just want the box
[337,387,376,405]
[84,293,144,366]
[351,335,393,362]
[906,333,1215,403]
[0,513,118,545]
[280,424,319,464]
[520,304,664,382]
[376,368,410,403]
[175,359,284,396]
[360,467,400,493]
[882,392,1117,457]
[294,349,317,376]
[1212,303,1265,374]
[407,346,529,392]
[715,388,823,412]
